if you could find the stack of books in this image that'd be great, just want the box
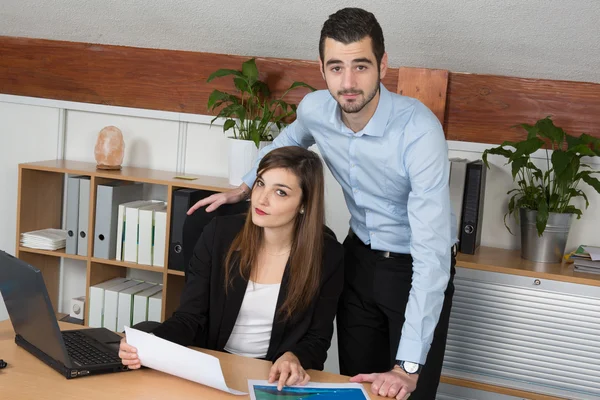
[20,228,67,251]
[566,245,600,274]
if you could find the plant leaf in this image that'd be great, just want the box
[567,144,596,156]
[288,81,317,92]
[511,156,528,180]
[252,81,271,98]
[551,150,572,177]
[241,58,259,86]
[515,123,539,140]
[536,197,549,236]
[581,173,600,195]
[233,77,250,94]
[207,90,239,110]
[223,119,237,132]
[482,146,514,168]
[535,116,564,144]
[562,205,583,218]
[509,137,545,162]
[580,133,600,155]
[207,69,243,82]
[568,188,589,208]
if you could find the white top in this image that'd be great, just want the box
[223,280,281,358]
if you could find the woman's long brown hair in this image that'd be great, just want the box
[224,146,325,320]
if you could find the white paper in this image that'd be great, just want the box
[124,327,246,395]
[583,246,600,261]
[247,379,369,400]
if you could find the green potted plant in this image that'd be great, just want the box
[206,58,316,185]
[482,116,600,263]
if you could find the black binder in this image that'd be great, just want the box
[168,189,214,271]
[458,160,487,255]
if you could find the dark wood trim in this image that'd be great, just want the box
[0,36,397,115]
[2,36,599,143]
[445,72,600,143]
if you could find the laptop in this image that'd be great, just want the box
[0,250,129,378]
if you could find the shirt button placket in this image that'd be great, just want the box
[349,135,360,206]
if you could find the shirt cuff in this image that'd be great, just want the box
[395,337,430,365]
[242,170,257,189]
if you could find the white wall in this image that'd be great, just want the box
[0,102,62,321]
[1,93,599,374]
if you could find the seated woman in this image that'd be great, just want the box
[118,146,344,390]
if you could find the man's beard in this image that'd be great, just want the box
[336,80,380,114]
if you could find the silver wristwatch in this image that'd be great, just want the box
[396,360,423,375]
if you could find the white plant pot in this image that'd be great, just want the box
[227,138,271,186]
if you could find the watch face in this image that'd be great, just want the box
[403,361,419,373]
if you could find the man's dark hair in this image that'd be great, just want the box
[319,8,385,67]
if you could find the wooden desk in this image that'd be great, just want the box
[0,320,384,399]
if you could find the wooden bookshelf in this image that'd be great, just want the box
[15,159,234,324]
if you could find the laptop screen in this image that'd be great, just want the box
[0,250,72,368]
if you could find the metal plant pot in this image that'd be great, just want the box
[520,208,573,263]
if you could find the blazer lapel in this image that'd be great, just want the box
[217,263,248,349]
[266,261,291,359]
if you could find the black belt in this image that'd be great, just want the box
[348,229,458,258]
[348,229,406,258]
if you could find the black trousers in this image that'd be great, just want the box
[337,234,456,400]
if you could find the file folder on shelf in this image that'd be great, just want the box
[152,207,168,267]
[116,200,154,261]
[147,291,163,323]
[77,177,91,256]
[117,282,157,332]
[65,176,83,255]
[88,277,130,328]
[132,285,164,326]
[137,202,167,266]
[123,200,163,263]
[168,189,213,271]
[93,182,144,259]
[103,280,145,331]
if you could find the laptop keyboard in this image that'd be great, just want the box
[62,331,122,366]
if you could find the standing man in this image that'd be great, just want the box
[189,7,456,399]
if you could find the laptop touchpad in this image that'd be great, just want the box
[83,328,123,346]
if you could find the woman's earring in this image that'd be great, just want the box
[299,208,305,214]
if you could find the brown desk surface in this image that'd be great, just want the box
[0,320,382,399]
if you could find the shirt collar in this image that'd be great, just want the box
[331,83,392,137]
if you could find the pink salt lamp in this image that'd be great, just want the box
[94,126,125,170]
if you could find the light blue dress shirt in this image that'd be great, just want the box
[243,83,455,365]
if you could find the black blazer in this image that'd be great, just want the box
[152,214,344,371]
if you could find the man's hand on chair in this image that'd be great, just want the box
[187,183,250,214]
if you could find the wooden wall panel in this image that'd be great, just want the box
[0,36,398,115]
[2,36,599,144]
[445,73,600,144]
[397,67,448,125]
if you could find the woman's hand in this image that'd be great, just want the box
[118,337,141,369]
[269,352,310,390]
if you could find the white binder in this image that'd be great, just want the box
[103,280,144,331]
[123,200,162,263]
[88,277,129,328]
[116,282,157,332]
[115,200,153,261]
[137,202,167,265]
[147,291,163,323]
[132,285,164,326]
[152,207,168,267]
